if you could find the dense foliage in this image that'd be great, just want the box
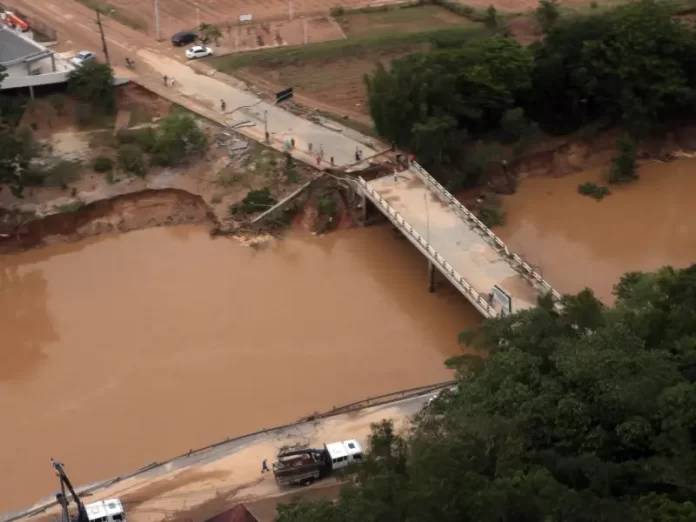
[277,264,696,522]
[67,61,116,114]
[366,0,696,188]
[0,66,33,197]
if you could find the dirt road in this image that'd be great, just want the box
[9,0,385,166]
[11,392,437,522]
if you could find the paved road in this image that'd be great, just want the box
[11,0,383,168]
[369,170,540,313]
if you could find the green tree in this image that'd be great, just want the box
[277,265,696,522]
[484,5,498,29]
[536,0,560,32]
[609,133,638,183]
[198,23,222,45]
[151,112,207,166]
[67,61,116,114]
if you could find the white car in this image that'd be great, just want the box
[185,45,213,60]
[71,51,96,66]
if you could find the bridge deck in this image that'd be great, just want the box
[368,170,539,314]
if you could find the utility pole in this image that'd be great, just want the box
[288,0,293,21]
[196,7,201,28]
[154,0,161,41]
[95,10,110,65]
[264,110,269,143]
[303,18,307,44]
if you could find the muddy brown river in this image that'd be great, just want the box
[3,158,696,512]
[0,225,480,512]
[497,158,696,303]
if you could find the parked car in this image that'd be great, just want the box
[71,51,96,66]
[185,45,213,60]
[171,30,197,47]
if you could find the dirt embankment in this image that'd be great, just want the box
[0,189,217,255]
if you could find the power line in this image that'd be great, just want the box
[154,0,161,41]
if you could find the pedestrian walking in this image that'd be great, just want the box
[285,140,291,150]
[291,137,295,148]
[170,77,176,88]
[163,75,168,86]
[393,170,398,183]
[261,459,269,473]
[265,131,270,142]
[358,149,363,160]
[330,156,334,166]
[409,153,415,165]
[308,142,313,153]
[355,149,360,162]
[319,145,324,159]
[220,99,226,112]
[315,155,321,166]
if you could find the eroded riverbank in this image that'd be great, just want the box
[0,225,480,512]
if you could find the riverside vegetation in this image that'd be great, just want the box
[365,0,695,191]
[277,264,696,521]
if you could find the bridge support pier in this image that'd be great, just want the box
[360,191,367,224]
[428,261,435,292]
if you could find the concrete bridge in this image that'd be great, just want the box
[356,163,561,318]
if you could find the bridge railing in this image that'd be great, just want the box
[409,162,562,301]
[356,177,497,318]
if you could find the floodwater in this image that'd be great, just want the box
[497,158,696,303]
[0,225,481,512]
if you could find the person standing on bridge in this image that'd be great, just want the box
[220,99,226,112]
[163,75,168,86]
[262,459,270,473]
[393,170,398,183]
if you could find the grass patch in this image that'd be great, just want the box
[210,24,489,71]
[74,0,147,30]
[54,201,85,213]
[336,4,473,38]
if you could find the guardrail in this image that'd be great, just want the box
[356,177,496,318]
[409,162,562,301]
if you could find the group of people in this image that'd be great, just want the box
[162,75,177,88]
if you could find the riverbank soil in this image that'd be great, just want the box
[0,85,321,253]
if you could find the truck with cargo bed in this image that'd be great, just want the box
[272,439,363,486]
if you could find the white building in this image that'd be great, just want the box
[0,26,75,95]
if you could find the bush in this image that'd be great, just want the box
[317,196,337,217]
[116,127,157,152]
[578,181,610,200]
[500,108,528,143]
[118,144,147,176]
[330,6,345,16]
[239,188,276,214]
[609,134,638,184]
[93,156,113,173]
[478,203,505,228]
[151,113,206,166]
[67,61,116,114]
[43,160,82,188]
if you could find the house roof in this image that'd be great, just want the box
[204,505,259,522]
[0,28,46,65]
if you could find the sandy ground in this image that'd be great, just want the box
[14,392,435,522]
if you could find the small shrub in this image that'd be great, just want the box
[590,1,598,7]
[54,200,85,213]
[317,196,337,218]
[44,160,82,187]
[478,204,506,228]
[105,170,115,184]
[609,134,638,184]
[93,156,113,173]
[283,151,301,183]
[238,188,276,214]
[330,5,345,16]
[578,182,610,200]
[118,144,147,176]
[116,127,157,152]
